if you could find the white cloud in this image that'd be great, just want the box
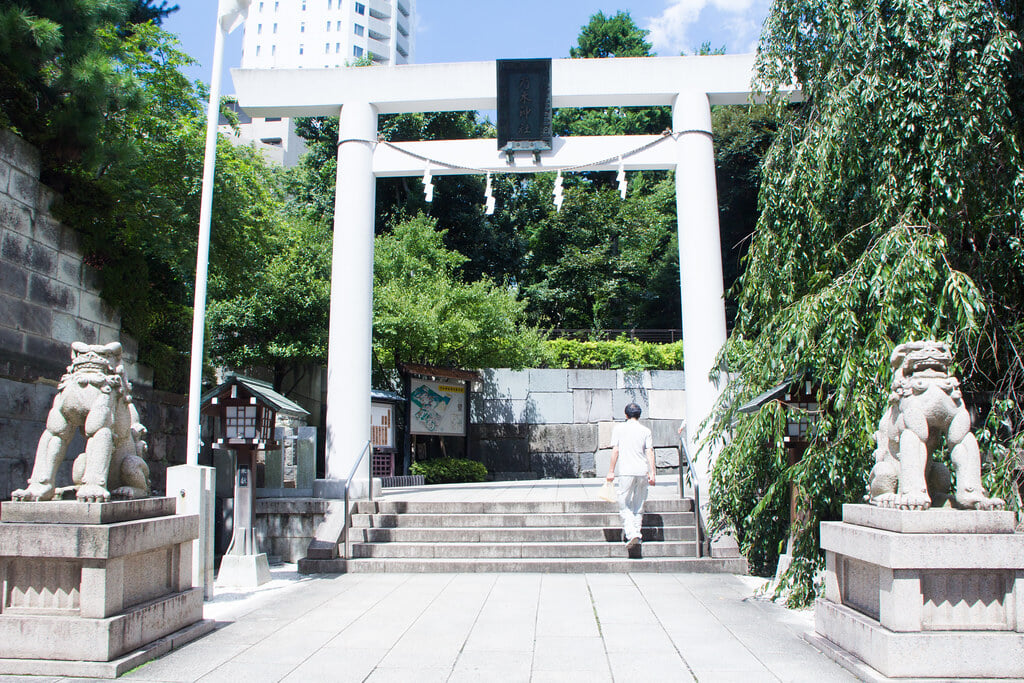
[644,0,767,56]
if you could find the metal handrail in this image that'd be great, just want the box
[678,437,705,558]
[342,439,373,559]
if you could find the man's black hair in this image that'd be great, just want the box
[624,402,642,419]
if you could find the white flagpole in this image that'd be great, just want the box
[185,2,248,465]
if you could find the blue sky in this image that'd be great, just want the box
[163,0,771,92]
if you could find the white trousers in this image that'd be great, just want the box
[615,475,648,541]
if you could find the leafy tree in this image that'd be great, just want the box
[208,219,331,390]
[519,172,680,329]
[128,0,178,25]
[210,213,544,390]
[529,12,773,330]
[708,0,1024,604]
[372,214,544,386]
[0,1,175,177]
[569,10,653,58]
[44,22,282,389]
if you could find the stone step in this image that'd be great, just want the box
[345,557,749,574]
[354,499,693,514]
[350,511,695,528]
[350,541,697,559]
[351,525,696,543]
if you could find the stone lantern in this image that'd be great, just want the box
[201,373,308,587]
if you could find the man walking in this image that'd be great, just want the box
[605,402,656,552]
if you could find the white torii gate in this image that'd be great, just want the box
[232,54,770,497]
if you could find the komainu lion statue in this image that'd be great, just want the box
[12,341,150,503]
[868,341,1003,511]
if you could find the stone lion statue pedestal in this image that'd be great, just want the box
[0,497,213,677]
[806,341,1022,679]
[808,505,1024,680]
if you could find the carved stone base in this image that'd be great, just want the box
[812,504,1024,680]
[0,498,204,665]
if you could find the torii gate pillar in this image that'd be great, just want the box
[319,101,378,497]
[674,91,727,478]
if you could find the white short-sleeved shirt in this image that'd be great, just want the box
[610,419,653,476]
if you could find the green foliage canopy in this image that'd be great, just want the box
[0,3,286,389]
[0,1,173,173]
[58,24,282,389]
[569,10,654,58]
[708,0,1024,603]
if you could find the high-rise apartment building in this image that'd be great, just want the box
[223,0,416,166]
[241,0,415,69]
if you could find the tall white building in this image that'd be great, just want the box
[242,0,415,69]
[223,0,416,166]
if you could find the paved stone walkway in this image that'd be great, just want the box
[2,567,855,683]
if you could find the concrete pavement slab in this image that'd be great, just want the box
[599,621,677,653]
[532,636,609,673]
[531,670,613,683]
[449,650,531,682]
[606,651,695,683]
[462,621,536,651]
[362,666,450,682]
[279,648,386,683]
[194,660,296,683]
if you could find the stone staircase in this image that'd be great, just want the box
[344,498,747,573]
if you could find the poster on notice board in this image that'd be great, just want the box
[409,378,466,436]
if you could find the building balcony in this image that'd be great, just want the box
[367,15,390,39]
[368,0,390,20]
[396,19,409,37]
[367,36,390,58]
[396,0,410,17]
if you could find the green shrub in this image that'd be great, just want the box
[541,338,684,370]
[410,458,488,484]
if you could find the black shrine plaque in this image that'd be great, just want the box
[497,58,553,153]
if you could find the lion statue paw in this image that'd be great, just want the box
[11,482,56,502]
[956,488,1005,511]
[76,484,112,503]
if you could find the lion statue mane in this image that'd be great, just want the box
[868,340,1003,511]
[12,341,150,503]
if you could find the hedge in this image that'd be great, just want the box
[410,458,488,484]
[540,338,684,370]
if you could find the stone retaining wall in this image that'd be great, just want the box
[0,130,186,498]
[470,368,686,479]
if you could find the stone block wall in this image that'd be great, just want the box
[470,368,686,479]
[0,130,185,498]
